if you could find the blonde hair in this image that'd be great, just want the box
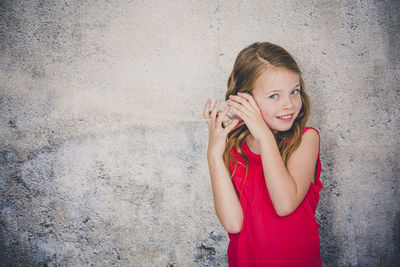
[223,42,310,194]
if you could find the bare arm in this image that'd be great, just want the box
[258,128,319,216]
[204,99,243,233]
[207,154,243,233]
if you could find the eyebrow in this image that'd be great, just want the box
[267,84,301,93]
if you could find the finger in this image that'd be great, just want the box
[203,99,212,130]
[223,119,240,134]
[210,100,221,128]
[203,99,211,119]
[229,106,245,121]
[228,94,253,113]
[227,100,247,118]
[216,105,229,128]
[238,92,259,111]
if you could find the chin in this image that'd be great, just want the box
[274,124,293,133]
[267,120,294,133]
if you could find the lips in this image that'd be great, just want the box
[277,114,294,119]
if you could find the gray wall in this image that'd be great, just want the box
[0,0,399,266]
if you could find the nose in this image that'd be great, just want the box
[282,95,295,110]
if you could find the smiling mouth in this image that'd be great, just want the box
[277,114,294,119]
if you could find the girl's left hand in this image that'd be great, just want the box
[227,93,272,142]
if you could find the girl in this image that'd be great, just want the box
[203,42,323,266]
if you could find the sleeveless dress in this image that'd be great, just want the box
[227,127,323,267]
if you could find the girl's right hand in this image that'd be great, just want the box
[203,99,240,158]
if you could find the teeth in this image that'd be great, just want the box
[279,115,292,119]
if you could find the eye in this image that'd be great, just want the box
[291,89,300,95]
[269,94,278,99]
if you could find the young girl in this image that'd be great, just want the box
[203,42,323,266]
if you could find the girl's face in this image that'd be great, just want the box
[251,67,302,134]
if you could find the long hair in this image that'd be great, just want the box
[223,42,310,194]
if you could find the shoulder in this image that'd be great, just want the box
[302,126,320,138]
[301,127,320,154]
[287,127,320,170]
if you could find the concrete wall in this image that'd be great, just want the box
[0,0,398,266]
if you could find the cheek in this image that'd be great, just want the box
[295,97,303,110]
[260,106,275,121]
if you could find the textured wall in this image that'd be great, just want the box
[0,0,399,266]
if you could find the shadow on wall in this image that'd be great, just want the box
[0,237,36,266]
[318,152,343,267]
[193,231,226,264]
[0,150,44,266]
[392,212,400,264]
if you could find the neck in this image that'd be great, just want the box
[245,135,259,154]
[246,130,278,152]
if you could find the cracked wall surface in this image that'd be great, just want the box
[0,0,399,266]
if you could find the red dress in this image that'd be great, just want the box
[227,127,323,267]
